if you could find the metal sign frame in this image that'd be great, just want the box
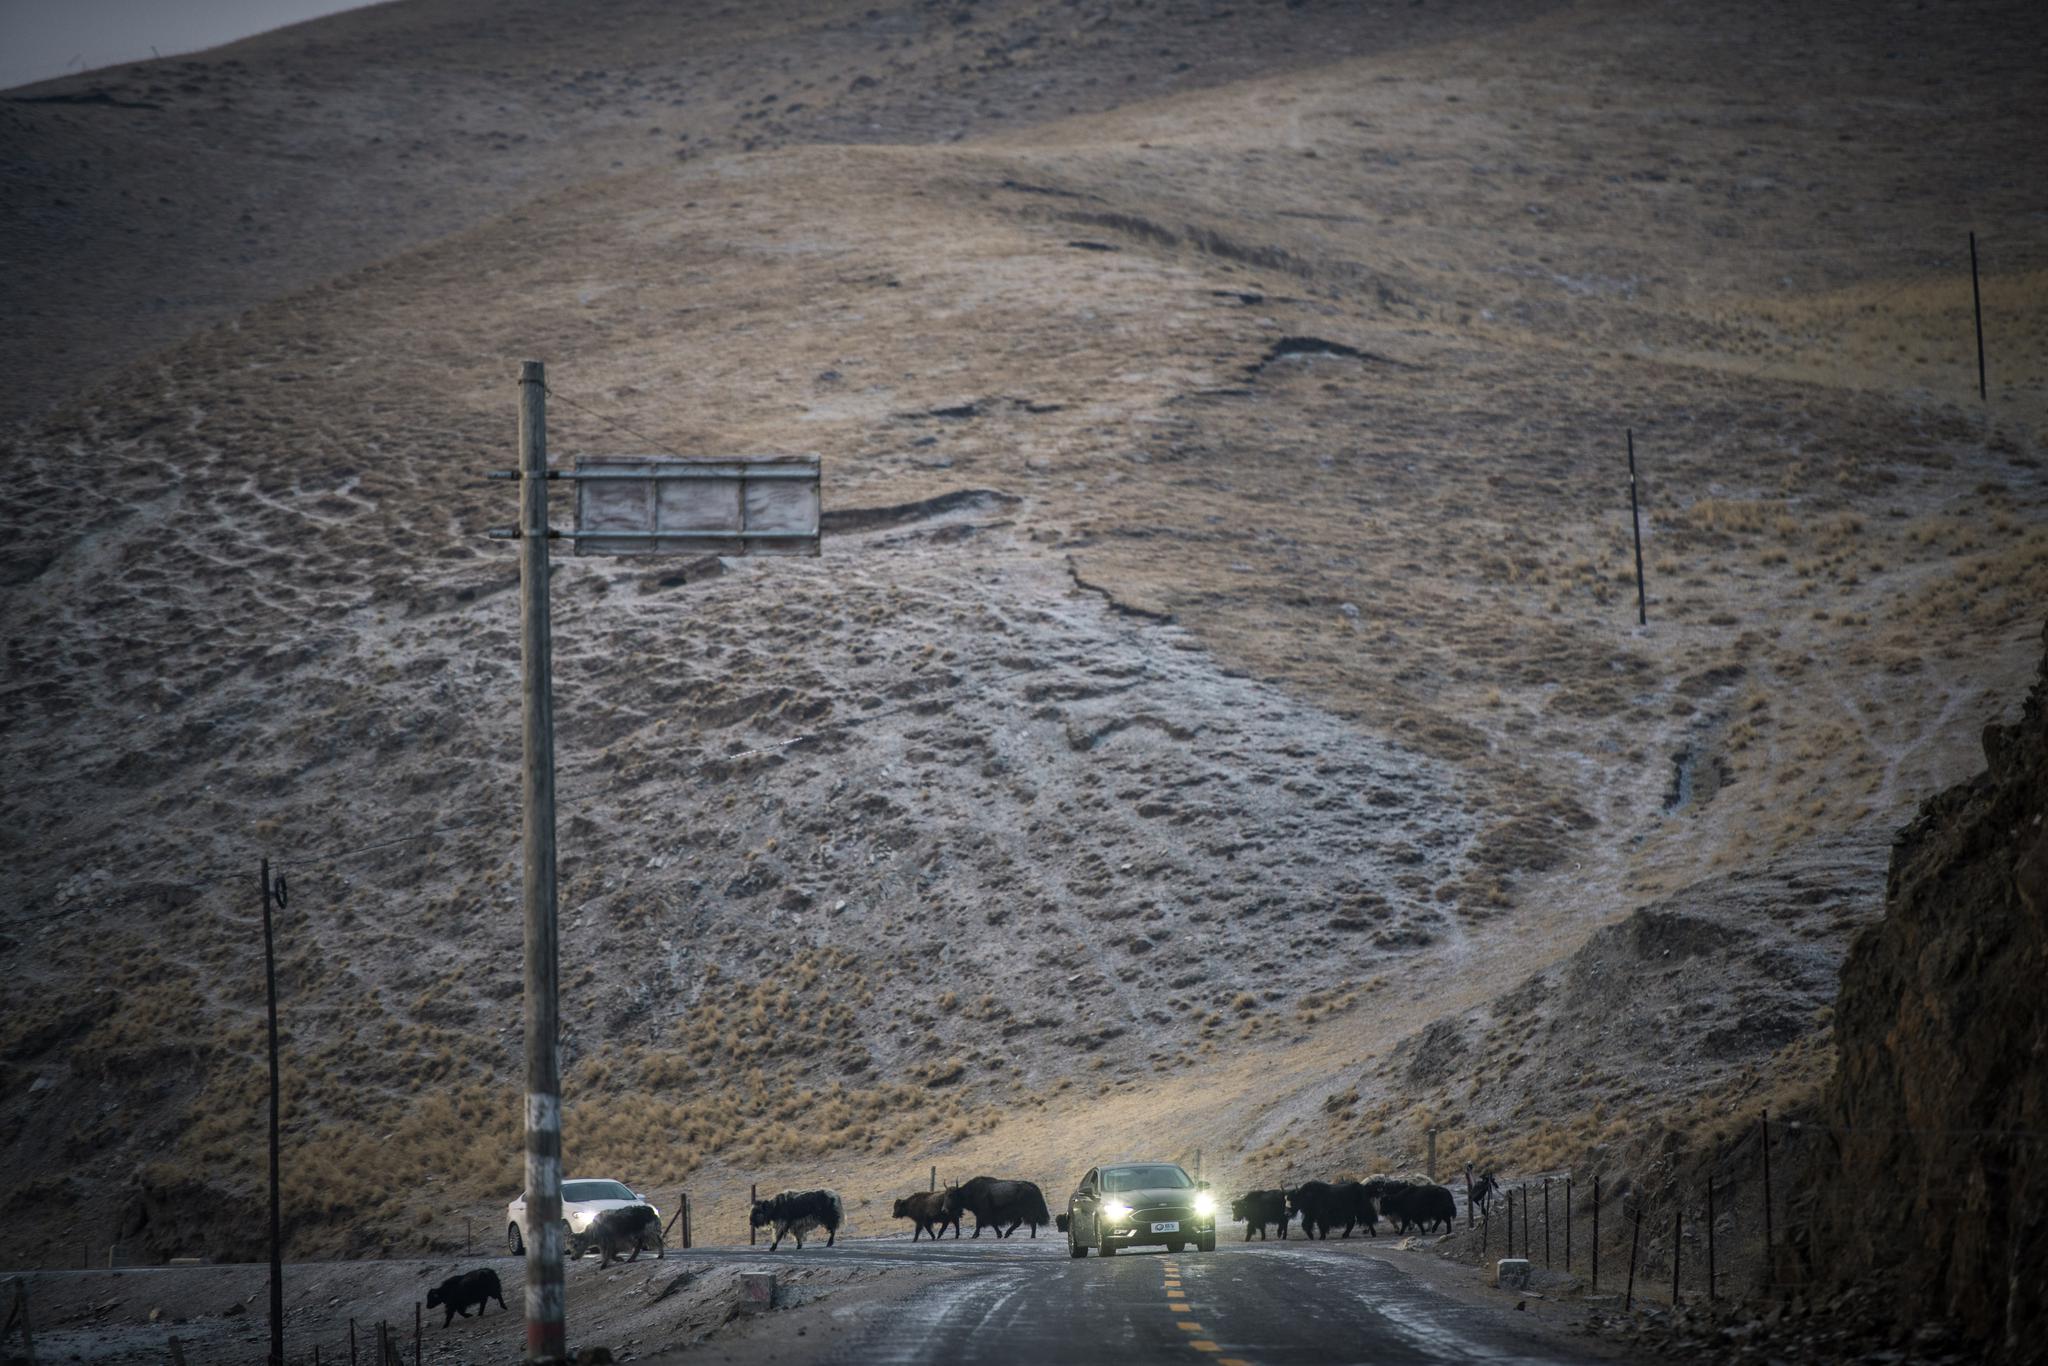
[569,455,820,557]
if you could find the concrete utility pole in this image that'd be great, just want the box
[488,361,820,1363]
[1627,429,1647,627]
[518,361,566,1364]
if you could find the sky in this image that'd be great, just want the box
[0,0,384,91]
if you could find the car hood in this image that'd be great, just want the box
[1103,1187,1202,1208]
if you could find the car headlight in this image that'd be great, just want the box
[1193,1193,1216,1218]
[1102,1200,1132,1223]
[569,1211,593,1232]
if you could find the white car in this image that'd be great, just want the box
[506,1179,661,1257]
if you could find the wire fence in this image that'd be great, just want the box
[1439,1106,2047,1314]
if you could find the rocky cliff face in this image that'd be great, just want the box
[1809,622,2048,1358]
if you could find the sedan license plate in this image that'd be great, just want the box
[1150,1220,1180,1234]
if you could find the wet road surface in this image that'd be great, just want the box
[26,1236,1604,1363]
[716,1235,1605,1365]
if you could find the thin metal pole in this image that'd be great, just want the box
[1970,231,1987,401]
[414,1301,422,1366]
[1543,1178,1551,1268]
[1760,1110,1773,1258]
[1627,429,1647,626]
[262,858,284,1366]
[1625,1204,1641,1312]
[930,1165,936,1192]
[1464,1166,1473,1229]
[517,360,566,1365]
[349,1318,357,1366]
[1506,1184,1514,1255]
[1707,1175,1717,1301]
[682,1193,691,1250]
[1592,1177,1600,1292]
[1481,1200,1488,1253]
[750,1183,758,1244]
[1565,1176,1572,1272]
[1426,1130,1436,1182]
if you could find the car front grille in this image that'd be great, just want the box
[1125,1205,1194,1224]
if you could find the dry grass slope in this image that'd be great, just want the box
[1,0,2044,1262]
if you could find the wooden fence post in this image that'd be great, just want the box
[1625,1204,1641,1312]
[1591,1177,1600,1293]
[1707,1175,1717,1300]
[7,1279,37,1364]
[749,1183,757,1244]
[1760,1110,1774,1260]
[1672,1203,1682,1307]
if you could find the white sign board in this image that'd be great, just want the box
[570,455,820,557]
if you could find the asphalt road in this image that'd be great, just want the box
[712,1235,1607,1366]
[19,1235,1606,1364]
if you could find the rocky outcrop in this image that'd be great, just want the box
[1808,622,2048,1359]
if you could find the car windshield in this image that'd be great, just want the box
[561,1180,636,1202]
[1102,1164,1192,1193]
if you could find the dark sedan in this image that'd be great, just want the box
[1066,1161,1217,1257]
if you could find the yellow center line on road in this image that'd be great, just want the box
[1168,1302,1192,1314]
[1217,1358,1253,1366]
[1177,1323,1203,1334]
[1189,1342,1221,1354]
[1166,1289,1186,1299]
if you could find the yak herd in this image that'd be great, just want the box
[429,1171,1477,1331]
[1231,1177,1460,1241]
[747,1173,1465,1251]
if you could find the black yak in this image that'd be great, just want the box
[750,1189,843,1249]
[1369,1178,1457,1234]
[1231,1189,1290,1240]
[893,1189,961,1241]
[1285,1180,1374,1239]
[591,1204,664,1266]
[953,1176,1053,1239]
[426,1269,506,1328]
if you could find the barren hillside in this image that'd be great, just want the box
[3,0,2044,1263]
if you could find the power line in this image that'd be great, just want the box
[540,383,696,464]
